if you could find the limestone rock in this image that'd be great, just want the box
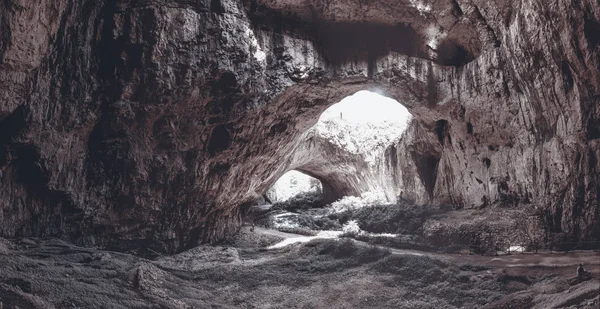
[0,0,598,252]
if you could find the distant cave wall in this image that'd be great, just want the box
[0,0,598,253]
[281,119,436,206]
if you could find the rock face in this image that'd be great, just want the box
[285,130,383,204]
[0,0,599,252]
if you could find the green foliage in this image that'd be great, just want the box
[422,210,529,254]
[371,255,504,308]
[275,226,318,236]
[271,191,325,212]
[288,239,391,273]
[372,255,450,280]
[347,234,436,251]
[458,264,490,272]
[297,213,341,230]
[338,201,438,235]
[317,239,359,258]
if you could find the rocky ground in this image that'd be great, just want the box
[0,229,598,309]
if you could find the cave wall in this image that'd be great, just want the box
[445,0,600,243]
[1,0,313,252]
[381,0,600,243]
[0,0,599,252]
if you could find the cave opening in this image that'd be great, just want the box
[247,90,442,246]
[267,90,413,210]
[312,90,412,164]
[266,170,324,206]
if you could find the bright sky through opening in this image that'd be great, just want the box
[318,90,412,126]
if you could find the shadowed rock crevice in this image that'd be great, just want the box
[434,119,450,146]
[207,124,232,156]
[560,61,574,93]
[583,15,600,48]
[317,22,424,65]
[0,1,14,64]
[211,0,225,14]
[412,154,440,199]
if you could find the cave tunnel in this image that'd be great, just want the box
[261,90,416,207]
[265,168,359,206]
[0,0,493,255]
[295,169,349,205]
[266,170,324,204]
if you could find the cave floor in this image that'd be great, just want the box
[0,231,598,309]
[257,226,600,270]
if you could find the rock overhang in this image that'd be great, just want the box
[244,0,483,66]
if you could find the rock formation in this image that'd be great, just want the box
[0,0,598,252]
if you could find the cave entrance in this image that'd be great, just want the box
[257,90,416,233]
[314,90,413,155]
[266,170,324,207]
[289,90,413,204]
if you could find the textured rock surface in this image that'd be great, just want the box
[284,129,388,203]
[0,0,599,252]
[385,0,600,246]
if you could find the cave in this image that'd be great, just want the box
[0,0,597,251]
[1,1,600,306]
[277,90,413,205]
[266,170,324,204]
